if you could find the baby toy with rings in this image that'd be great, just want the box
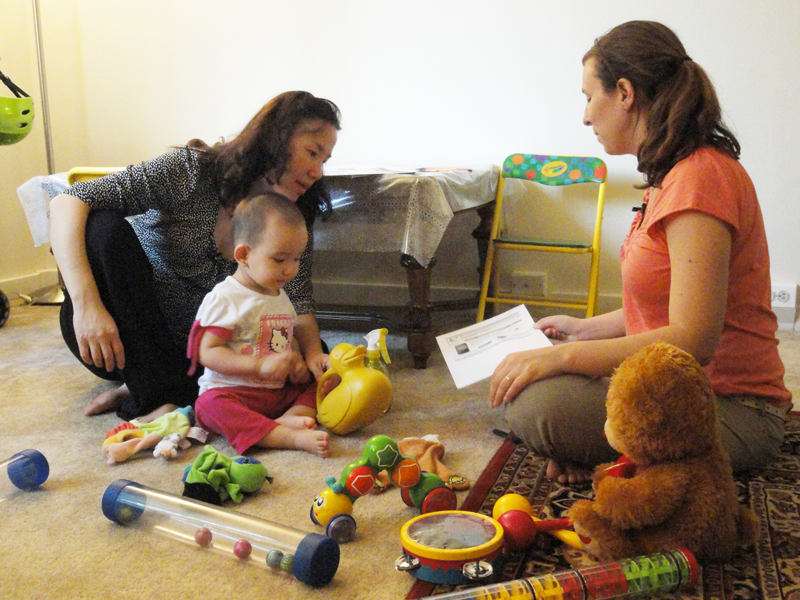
[310,435,457,543]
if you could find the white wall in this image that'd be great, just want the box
[0,0,56,296]
[3,0,799,310]
[1,0,85,296]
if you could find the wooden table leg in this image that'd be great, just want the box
[401,254,436,369]
[472,201,495,289]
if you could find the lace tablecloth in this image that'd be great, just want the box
[316,166,498,267]
[16,173,70,247]
[18,166,499,268]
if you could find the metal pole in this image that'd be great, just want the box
[32,0,54,175]
[30,0,64,305]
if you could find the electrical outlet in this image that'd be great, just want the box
[512,272,546,297]
[771,284,797,308]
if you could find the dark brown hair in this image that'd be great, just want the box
[584,21,740,188]
[189,91,341,220]
[232,192,306,247]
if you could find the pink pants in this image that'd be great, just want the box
[195,382,317,454]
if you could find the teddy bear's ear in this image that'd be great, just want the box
[606,342,719,462]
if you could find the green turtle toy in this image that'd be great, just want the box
[182,445,272,505]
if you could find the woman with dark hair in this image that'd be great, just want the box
[50,91,340,421]
[491,21,791,482]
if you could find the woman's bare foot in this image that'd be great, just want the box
[260,426,329,458]
[546,459,593,484]
[276,415,317,431]
[84,384,130,416]
[135,403,179,423]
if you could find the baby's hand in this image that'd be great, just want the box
[305,352,331,381]
[318,373,341,398]
[258,351,294,382]
[289,351,311,385]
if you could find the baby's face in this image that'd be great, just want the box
[239,218,308,295]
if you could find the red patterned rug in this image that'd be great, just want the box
[406,413,800,600]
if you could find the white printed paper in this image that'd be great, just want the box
[436,305,552,389]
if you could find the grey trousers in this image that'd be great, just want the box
[503,374,787,473]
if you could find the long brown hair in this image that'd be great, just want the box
[189,91,341,220]
[584,21,740,188]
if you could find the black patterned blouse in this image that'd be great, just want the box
[68,147,315,346]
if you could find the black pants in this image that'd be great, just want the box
[59,211,200,420]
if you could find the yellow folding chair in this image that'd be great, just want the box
[67,167,124,185]
[477,154,607,321]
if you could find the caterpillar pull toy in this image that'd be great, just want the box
[310,434,457,543]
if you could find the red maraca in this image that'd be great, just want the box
[492,493,582,551]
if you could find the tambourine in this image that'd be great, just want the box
[395,510,504,585]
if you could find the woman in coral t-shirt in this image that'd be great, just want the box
[492,21,791,482]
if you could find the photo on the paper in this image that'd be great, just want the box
[444,310,532,361]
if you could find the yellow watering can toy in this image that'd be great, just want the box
[316,337,393,435]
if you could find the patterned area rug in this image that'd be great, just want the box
[406,414,800,600]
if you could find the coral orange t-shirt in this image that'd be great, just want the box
[620,147,791,407]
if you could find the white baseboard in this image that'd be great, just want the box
[313,281,479,306]
[0,269,59,299]
[774,306,797,331]
[313,280,623,315]
[0,272,627,318]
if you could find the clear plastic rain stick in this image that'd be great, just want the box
[102,479,339,588]
[414,548,699,600]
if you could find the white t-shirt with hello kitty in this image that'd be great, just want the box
[193,276,297,393]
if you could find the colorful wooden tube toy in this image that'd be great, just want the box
[310,434,457,543]
[414,548,700,600]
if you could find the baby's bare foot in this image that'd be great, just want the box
[546,459,592,484]
[260,426,329,457]
[84,384,130,416]
[294,429,330,458]
[276,415,317,430]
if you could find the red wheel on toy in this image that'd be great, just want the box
[420,487,457,514]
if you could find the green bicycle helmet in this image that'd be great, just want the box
[0,68,35,146]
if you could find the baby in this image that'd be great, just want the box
[187,193,329,457]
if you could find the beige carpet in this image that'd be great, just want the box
[0,302,503,599]
[2,302,798,600]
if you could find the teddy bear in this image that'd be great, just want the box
[567,342,758,563]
